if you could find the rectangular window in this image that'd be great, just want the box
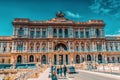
[36,31,40,38]
[75,31,78,38]
[80,32,84,38]
[42,31,46,38]
[30,31,34,38]
[86,32,89,38]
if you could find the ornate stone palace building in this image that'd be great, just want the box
[0,12,120,65]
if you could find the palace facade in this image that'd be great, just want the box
[0,12,120,65]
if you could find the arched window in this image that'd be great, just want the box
[29,55,34,62]
[17,55,22,63]
[42,55,46,64]
[87,54,91,61]
[112,57,115,63]
[55,43,67,51]
[107,57,110,63]
[98,54,102,63]
[18,28,24,37]
[2,59,4,63]
[76,55,80,63]
[118,57,120,63]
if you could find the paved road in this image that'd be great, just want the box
[68,70,120,80]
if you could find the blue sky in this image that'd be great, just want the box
[0,0,120,36]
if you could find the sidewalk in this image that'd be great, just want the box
[78,70,120,79]
[28,68,51,80]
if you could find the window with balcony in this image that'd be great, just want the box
[36,31,40,38]
[97,44,102,51]
[17,45,23,51]
[30,47,34,52]
[53,29,57,37]
[59,29,62,38]
[115,46,118,51]
[96,29,100,37]
[80,31,84,38]
[76,46,79,52]
[86,32,89,38]
[30,31,34,38]
[18,28,24,37]
[42,31,46,38]
[65,29,68,38]
[75,31,79,38]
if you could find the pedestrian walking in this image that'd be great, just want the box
[63,65,67,77]
[59,66,62,77]
[57,67,59,77]
[52,71,58,80]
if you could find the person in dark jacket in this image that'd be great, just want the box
[59,66,62,77]
[63,65,67,77]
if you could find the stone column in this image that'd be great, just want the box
[117,43,120,51]
[92,41,94,52]
[78,28,80,38]
[57,28,59,38]
[0,43,3,53]
[84,28,86,38]
[34,28,36,38]
[62,28,64,38]
[64,55,66,65]
[57,54,59,65]
[84,42,87,52]
[48,42,49,52]
[40,28,42,38]
[34,42,36,52]
[113,42,115,51]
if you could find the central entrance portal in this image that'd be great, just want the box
[54,54,68,65]
[59,55,63,65]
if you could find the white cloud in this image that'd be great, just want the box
[65,11,82,18]
[106,29,120,36]
[89,0,120,19]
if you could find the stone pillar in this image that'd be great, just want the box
[62,28,64,38]
[84,42,87,52]
[34,28,36,38]
[0,43,3,53]
[92,41,94,52]
[113,42,115,51]
[78,28,80,38]
[57,55,59,65]
[40,28,42,38]
[117,43,120,51]
[84,28,86,38]
[34,42,36,52]
[47,41,50,52]
[57,28,59,38]
[64,55,66,65]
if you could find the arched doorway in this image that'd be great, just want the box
[17,55,22,63]
[55,43,67,51]
[42,55,46,64]
[87,54,91,61]
[76,55,80,63]
[98,54,102,63]
[29,55,34,62]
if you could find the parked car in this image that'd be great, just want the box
[68,66,76,74]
